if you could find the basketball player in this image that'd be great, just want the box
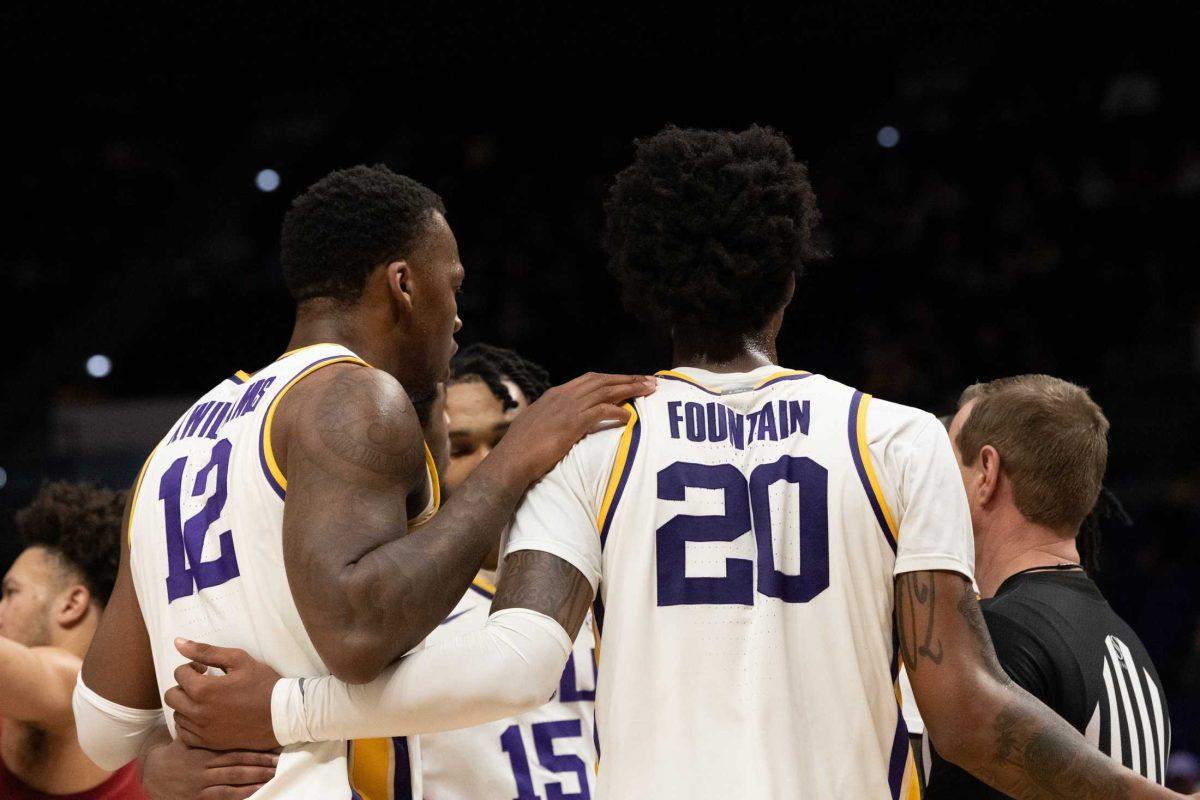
[0,482,150,798]
[413,344,596,800]
[69,164,654,799]
[920,375,1171,796]
[159,129,1191,799]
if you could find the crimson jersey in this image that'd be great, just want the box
[0,720,148,800]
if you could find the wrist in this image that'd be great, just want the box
[474,443,540,489]
[271,678,304,747]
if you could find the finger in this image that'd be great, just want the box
[582,376,656,406]
[204,766,278,786]
[209,750,280,769]
[564,372,650,396]
[173,660,209,697]
[587,404,632,432]
[174,716,206,748]
[164,686,203,717]
[176,637,247,671]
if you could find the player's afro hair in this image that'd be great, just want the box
[604,126,823,349]
[450,343,551,410]
[281,164,446,304]
[15,482,127,606]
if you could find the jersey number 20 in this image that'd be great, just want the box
[159,439,241,602]
[656,455,829,606]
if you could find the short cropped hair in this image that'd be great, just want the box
[280,164,445,303]
[957,375,1109,531]
[15,482,127,605]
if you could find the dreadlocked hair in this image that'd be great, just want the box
[449,344,551,410]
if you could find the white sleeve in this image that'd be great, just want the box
[72,674,165,770]
[869,408,974,579]
[271,607,571,744]
[502,426,622,589]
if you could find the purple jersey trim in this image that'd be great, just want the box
[468,582,496,600]
[754,372,814,390]
[392,736,413,800]
[848,391,898,554]
[599,412,641,550]
[257,354,358,502]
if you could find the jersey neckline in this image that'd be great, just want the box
[655,365,812,395]
[992,568,1104,604]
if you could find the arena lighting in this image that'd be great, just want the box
[0,466,7,491]
[255,168,281,192]
[86,354,112,378]
[877,126,900,148]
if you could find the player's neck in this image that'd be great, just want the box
[975,517,1081,598]
[50,609,100,660]
[287,301,403,378]
[672,332,778,373]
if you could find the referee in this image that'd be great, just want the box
[922,375,1171,797]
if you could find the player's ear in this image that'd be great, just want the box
[386,260,414,317]
[977,444,1002,506]
[55,584,92,628]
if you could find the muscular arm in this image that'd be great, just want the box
[79,503,161,710]
[0,638,79,730]
[490,550,594,637]
[74,499,166,770]
[277,366,648,684]
[164,550,597,749]
[899,571,1175,800]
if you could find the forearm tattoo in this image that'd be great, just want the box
[492,551,593,637]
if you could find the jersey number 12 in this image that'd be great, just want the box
[159,439,241,602]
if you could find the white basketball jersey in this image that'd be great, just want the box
[503,365,974,800]
[128,343,437,799]
[418,574,598,800]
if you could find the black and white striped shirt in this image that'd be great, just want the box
[925,569,1170,797]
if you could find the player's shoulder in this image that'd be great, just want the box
[278,363,426,476]
[283,362,418,431]
[815,375,941,447]
[866,395,939,439]
[563,418,628,473]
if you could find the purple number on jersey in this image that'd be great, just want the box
[655,456,830,606]
[159,438,241,602]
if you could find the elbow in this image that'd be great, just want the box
[497,660,562,715]
[320,630,395,685]
[922,671,1009,770]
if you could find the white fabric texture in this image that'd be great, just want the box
[501,366,962,800]
[71,674,165,771]
[272,607,572,745]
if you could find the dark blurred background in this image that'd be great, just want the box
[3,0,1199,763]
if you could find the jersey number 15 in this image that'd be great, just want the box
[656,455,829,607]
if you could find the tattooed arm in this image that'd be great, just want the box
[490,551,594,635]
[899,570,1177,800]
[273,365,649,684]
[163,551,595,749]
